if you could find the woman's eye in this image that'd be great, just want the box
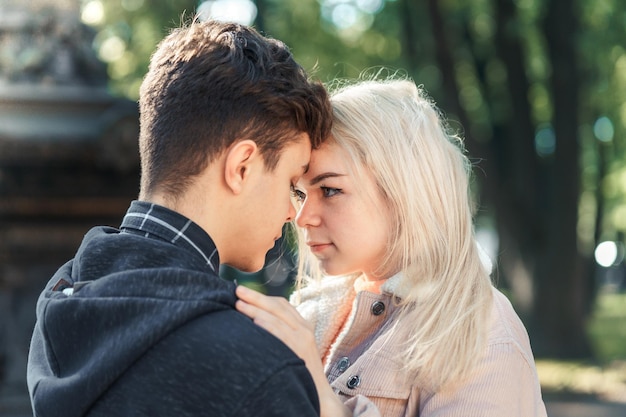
[321,187,341,198]
[290,185,306,202]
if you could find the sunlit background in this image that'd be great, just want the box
[1,0,625,415]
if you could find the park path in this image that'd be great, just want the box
[547,400,626,417]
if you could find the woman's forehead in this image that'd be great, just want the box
[306,142,349,176]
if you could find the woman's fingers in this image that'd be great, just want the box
[235,285,307,329]
[235,285,289,310]
[235,286,317,360]
[235,287,347,417]
[234,289,350,417]
[236,298,295,341]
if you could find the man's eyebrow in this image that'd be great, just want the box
[309,172,345,185]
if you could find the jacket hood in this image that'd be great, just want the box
[27,226,236,417]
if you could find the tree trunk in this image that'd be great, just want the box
[490,0,544,318]
[424,0,593,357]
[535,0,593,357]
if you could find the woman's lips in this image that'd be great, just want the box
[307,242,332,253]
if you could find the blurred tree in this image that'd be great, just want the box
[80,0,197,98]
[84,0,626,360]
[536,0,590,357]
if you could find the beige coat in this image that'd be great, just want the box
[294,274,548,417]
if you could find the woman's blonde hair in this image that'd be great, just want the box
[295,77,493,390]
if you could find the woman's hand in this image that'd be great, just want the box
[235,285,351,417]
[235,285,316,361]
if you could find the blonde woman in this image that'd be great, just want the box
[236,79,547,417]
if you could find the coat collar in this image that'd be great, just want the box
[293,272,405,362]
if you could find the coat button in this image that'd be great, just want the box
[371,301,385,316]
[337,356,350,372]
[346,375,361,389]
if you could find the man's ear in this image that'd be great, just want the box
[224,139,259,195]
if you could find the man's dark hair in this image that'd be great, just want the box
[138,19,332,199]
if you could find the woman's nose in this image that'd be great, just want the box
[295,198,320,228]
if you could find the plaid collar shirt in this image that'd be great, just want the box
[120,200,220,273]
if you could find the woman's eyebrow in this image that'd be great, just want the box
[308,172,345,185]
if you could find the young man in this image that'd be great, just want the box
[26,20,332,417]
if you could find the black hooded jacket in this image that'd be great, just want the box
[27,202,319,417]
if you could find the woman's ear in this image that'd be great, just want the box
[223,140,258,195]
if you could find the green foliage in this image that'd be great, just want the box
[256,0,406,83]
[587,292,626,362]
[578,1,626,241]
[82,0,197,98]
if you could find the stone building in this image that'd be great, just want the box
[0,2,139,414]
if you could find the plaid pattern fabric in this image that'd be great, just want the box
[120,201,219,272]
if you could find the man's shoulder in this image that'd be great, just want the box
[180,307,300,365]
[89,305,318,417]
[111,307,316,416]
